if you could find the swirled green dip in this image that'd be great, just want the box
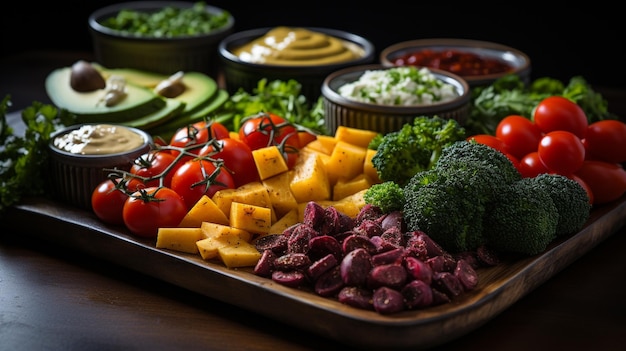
[100,1,230,38]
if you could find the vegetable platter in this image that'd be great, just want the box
[4,110,626,350]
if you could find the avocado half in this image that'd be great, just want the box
[45,63,228,134]
[45,67,167,123]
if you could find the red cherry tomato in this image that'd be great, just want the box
[198,138,260,187]
[122,186,188,238]
[532,96,588,139]
[170,158,236,209]
[169,121,230,159]
[466,134,510,155]
[91,177,143,225]
[583,119,626,163]
[575,160,626,205]
[238,113,301,151]
[538,130,586,176]
[517,151,549,178]
[298,131,317,147]
[130,150,178,187]
[495,115,543,160]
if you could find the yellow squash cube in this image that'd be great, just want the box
[229,201,272,235]
[334,126,379,149]
[325,140,367,183]
[263,171,298,218]
[178,195,229,227]
[333,173,373,201]
[289,149,331,203]
[252,145,289,180]
[218,242,262,268]
[156,227,205,254]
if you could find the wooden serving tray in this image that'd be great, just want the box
[5,194,626,350]
[5,110,626,349]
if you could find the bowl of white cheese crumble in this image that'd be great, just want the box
[321,64,470,134]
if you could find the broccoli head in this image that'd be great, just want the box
[370,115,465,186]
[523,173,592,236]
[483,178,559,256]
[403,169,487,253]
[435,139,522,185]
[363,181,405,213]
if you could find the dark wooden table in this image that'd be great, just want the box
[1,51,625,351]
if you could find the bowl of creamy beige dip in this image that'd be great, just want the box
[218,26,375,102]
[48,123,152,210]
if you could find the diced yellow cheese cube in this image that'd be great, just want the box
[156,227,205,254]
[200,221,253,242]
[229,201,272,235]
[304,134,337,155]
[178,195,229,227]
[289,149,331,203]
[325,141,367,183]
[218,241,262,268]
[252,145,289,180]
[364,148,382,184]
[196,235,244,260]
[263,171,298,218]
[212,181,275,219]
[333,173,373,201]
[334,126,379,149]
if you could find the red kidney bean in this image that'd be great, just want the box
[272,270,307,288]
[401,279,434,309]
[308,235,342,261]
[403,256,433,285]
[342,233,377,255]
[314,265,344,297]
[338,286,374,310]
[432,271,463,298]
[254,234,288,254]
[367,263,407,290]
[274,252,311,271]
[253,249,277,277]
[371,247,406,266]
[454,259,479,290]
[307,253,338,281]
[340,248,372,286]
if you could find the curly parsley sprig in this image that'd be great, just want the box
[0,96,75,213]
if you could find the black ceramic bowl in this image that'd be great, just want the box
[218,27,375,102]
[89,1,234,77]
[380,38,531,87]
[322,64,471,135]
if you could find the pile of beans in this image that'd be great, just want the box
[253,202,498,315]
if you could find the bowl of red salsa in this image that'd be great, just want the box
[380,38,531,87]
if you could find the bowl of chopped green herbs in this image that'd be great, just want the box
[321,64,470,135]
[88,1,234,77]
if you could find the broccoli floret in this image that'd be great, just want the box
[483,178,559,256]
[523,173,592,236]
[403,169,487,252]
[363,181,405,213]
[370,115,465,186]
[402,141,523,253]
[435,139,522,185]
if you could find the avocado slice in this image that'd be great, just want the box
[97,67,218,115]
[45,67,166,123]
[122,98,186,130]
[148,88,229,140]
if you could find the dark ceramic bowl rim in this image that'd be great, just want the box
[49,124,153,162]
[218,27,376,70]
[322,64,471,114]
[88,1,234,42]
[380,38,531,85]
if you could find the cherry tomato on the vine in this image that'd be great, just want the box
[91,177,144,225]
[130,150,178,187]
[495,115,543,160]
[198,138,260,187]
[583,119,626,163]
[169,121,230,159]
[532,96,588,139]
[122,186,187,238]
[170,158,235,209]
[537,130,585,176]
[238,113,301,151]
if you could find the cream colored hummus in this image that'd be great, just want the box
[53,124,145,155]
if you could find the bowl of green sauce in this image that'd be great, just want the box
[89,1,234,77]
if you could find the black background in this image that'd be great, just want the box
[2,1,624,89]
